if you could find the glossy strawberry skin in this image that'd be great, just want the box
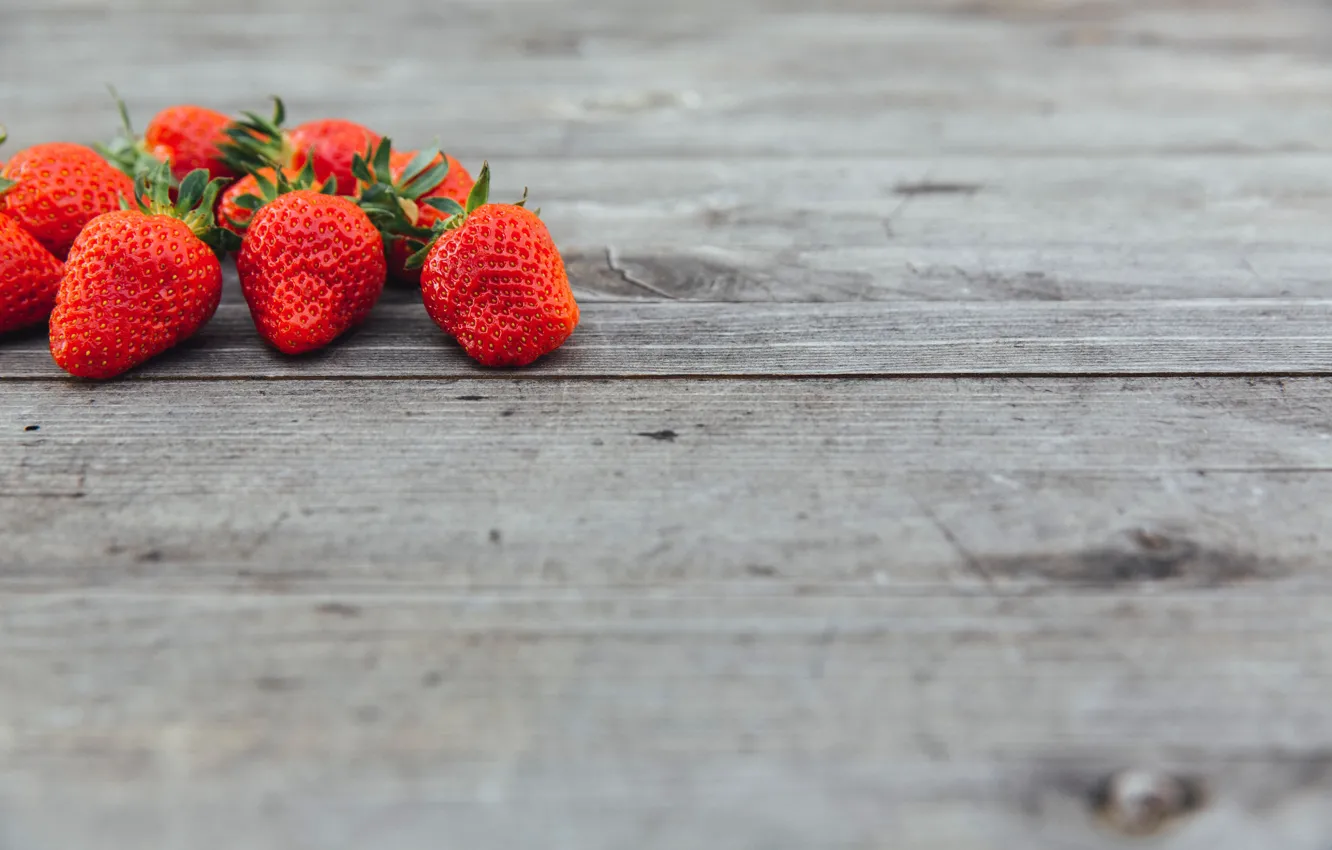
[289,120,380,196]
[49,210,223,379]
[420,205,578,367]
[386,151,474,284]
[144,105,238,183]
[236,190,386,354]
[1,143,136,260]
[0,212,65,333]
[215,166,302,234]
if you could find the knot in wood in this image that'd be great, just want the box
[1091,769,1204,837]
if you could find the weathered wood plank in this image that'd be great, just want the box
[4,377,1329,585]
[3,590,1332,849]
[5,292,1330,378]
[4,0,1332,158]
[542,155,1332,302]
[4,375,1332,846]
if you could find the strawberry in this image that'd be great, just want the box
[1,132,135,261]
[0,128,64,333]
[234,165,387,354]
[0,211,64,334]
[409,164,578,367]
[96,89,239,183]
[351,139,474,284]
[48,164,235,379]
[219,98,379,195]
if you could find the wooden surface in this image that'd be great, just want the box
[4,1,1332,847]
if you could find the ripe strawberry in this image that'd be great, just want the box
[96,89,239,183]
[411,164,578,367]
[234,166,386,354]
[48,164,235,379]
[351,140,474,284]
[0,211,64,334]
[1,133,135,261]
[219,98,379,195]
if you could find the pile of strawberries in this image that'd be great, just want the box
[0,95,579,379]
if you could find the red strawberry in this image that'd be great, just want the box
[0,211,64,334]
[144,106,238,182]
[1,138,135,261]
[234,169,386,354]
[288,119,380,194]
[412,164,578,367]
[219,98,379,195]
[48,165,234,379]
[96,90,239,183]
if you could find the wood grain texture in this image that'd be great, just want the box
[3,592,1332,850]
[4,377,1332,848]
[4,0,1332,846]
[4,278,1330,378]
[5,0,1332,158]
[4,377,1330,584]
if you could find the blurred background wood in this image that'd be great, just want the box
[3,0,1332,847]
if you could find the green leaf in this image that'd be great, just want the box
[372,137,393,181]
[271,96,286,127]
[175,169,208,213]
[150,160,173,209]
[293,153,318,190]
[252,171,278,200]
[405,158,449,199]
[198,176,229,217]
[351,153,375,186]
[132,171,150,211]
[232,193,264,211]
[421,197,464,217]
[400,148,439,185]
[404,239,435,270]
[106,84,136,138]
[465,161,490,214]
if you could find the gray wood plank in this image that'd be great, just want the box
[4,377,1330,584]
[4,375,1332,847]
[5,290,1330,378]
[5,0,1332,158]
[3,591,1332,850]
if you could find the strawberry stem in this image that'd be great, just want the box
[93,86,178,185]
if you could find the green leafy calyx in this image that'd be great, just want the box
[132,161,239,257]
[217,96,293,176]
[222,154,334,232]
[403,161,537,270]
[352,137,463,265]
